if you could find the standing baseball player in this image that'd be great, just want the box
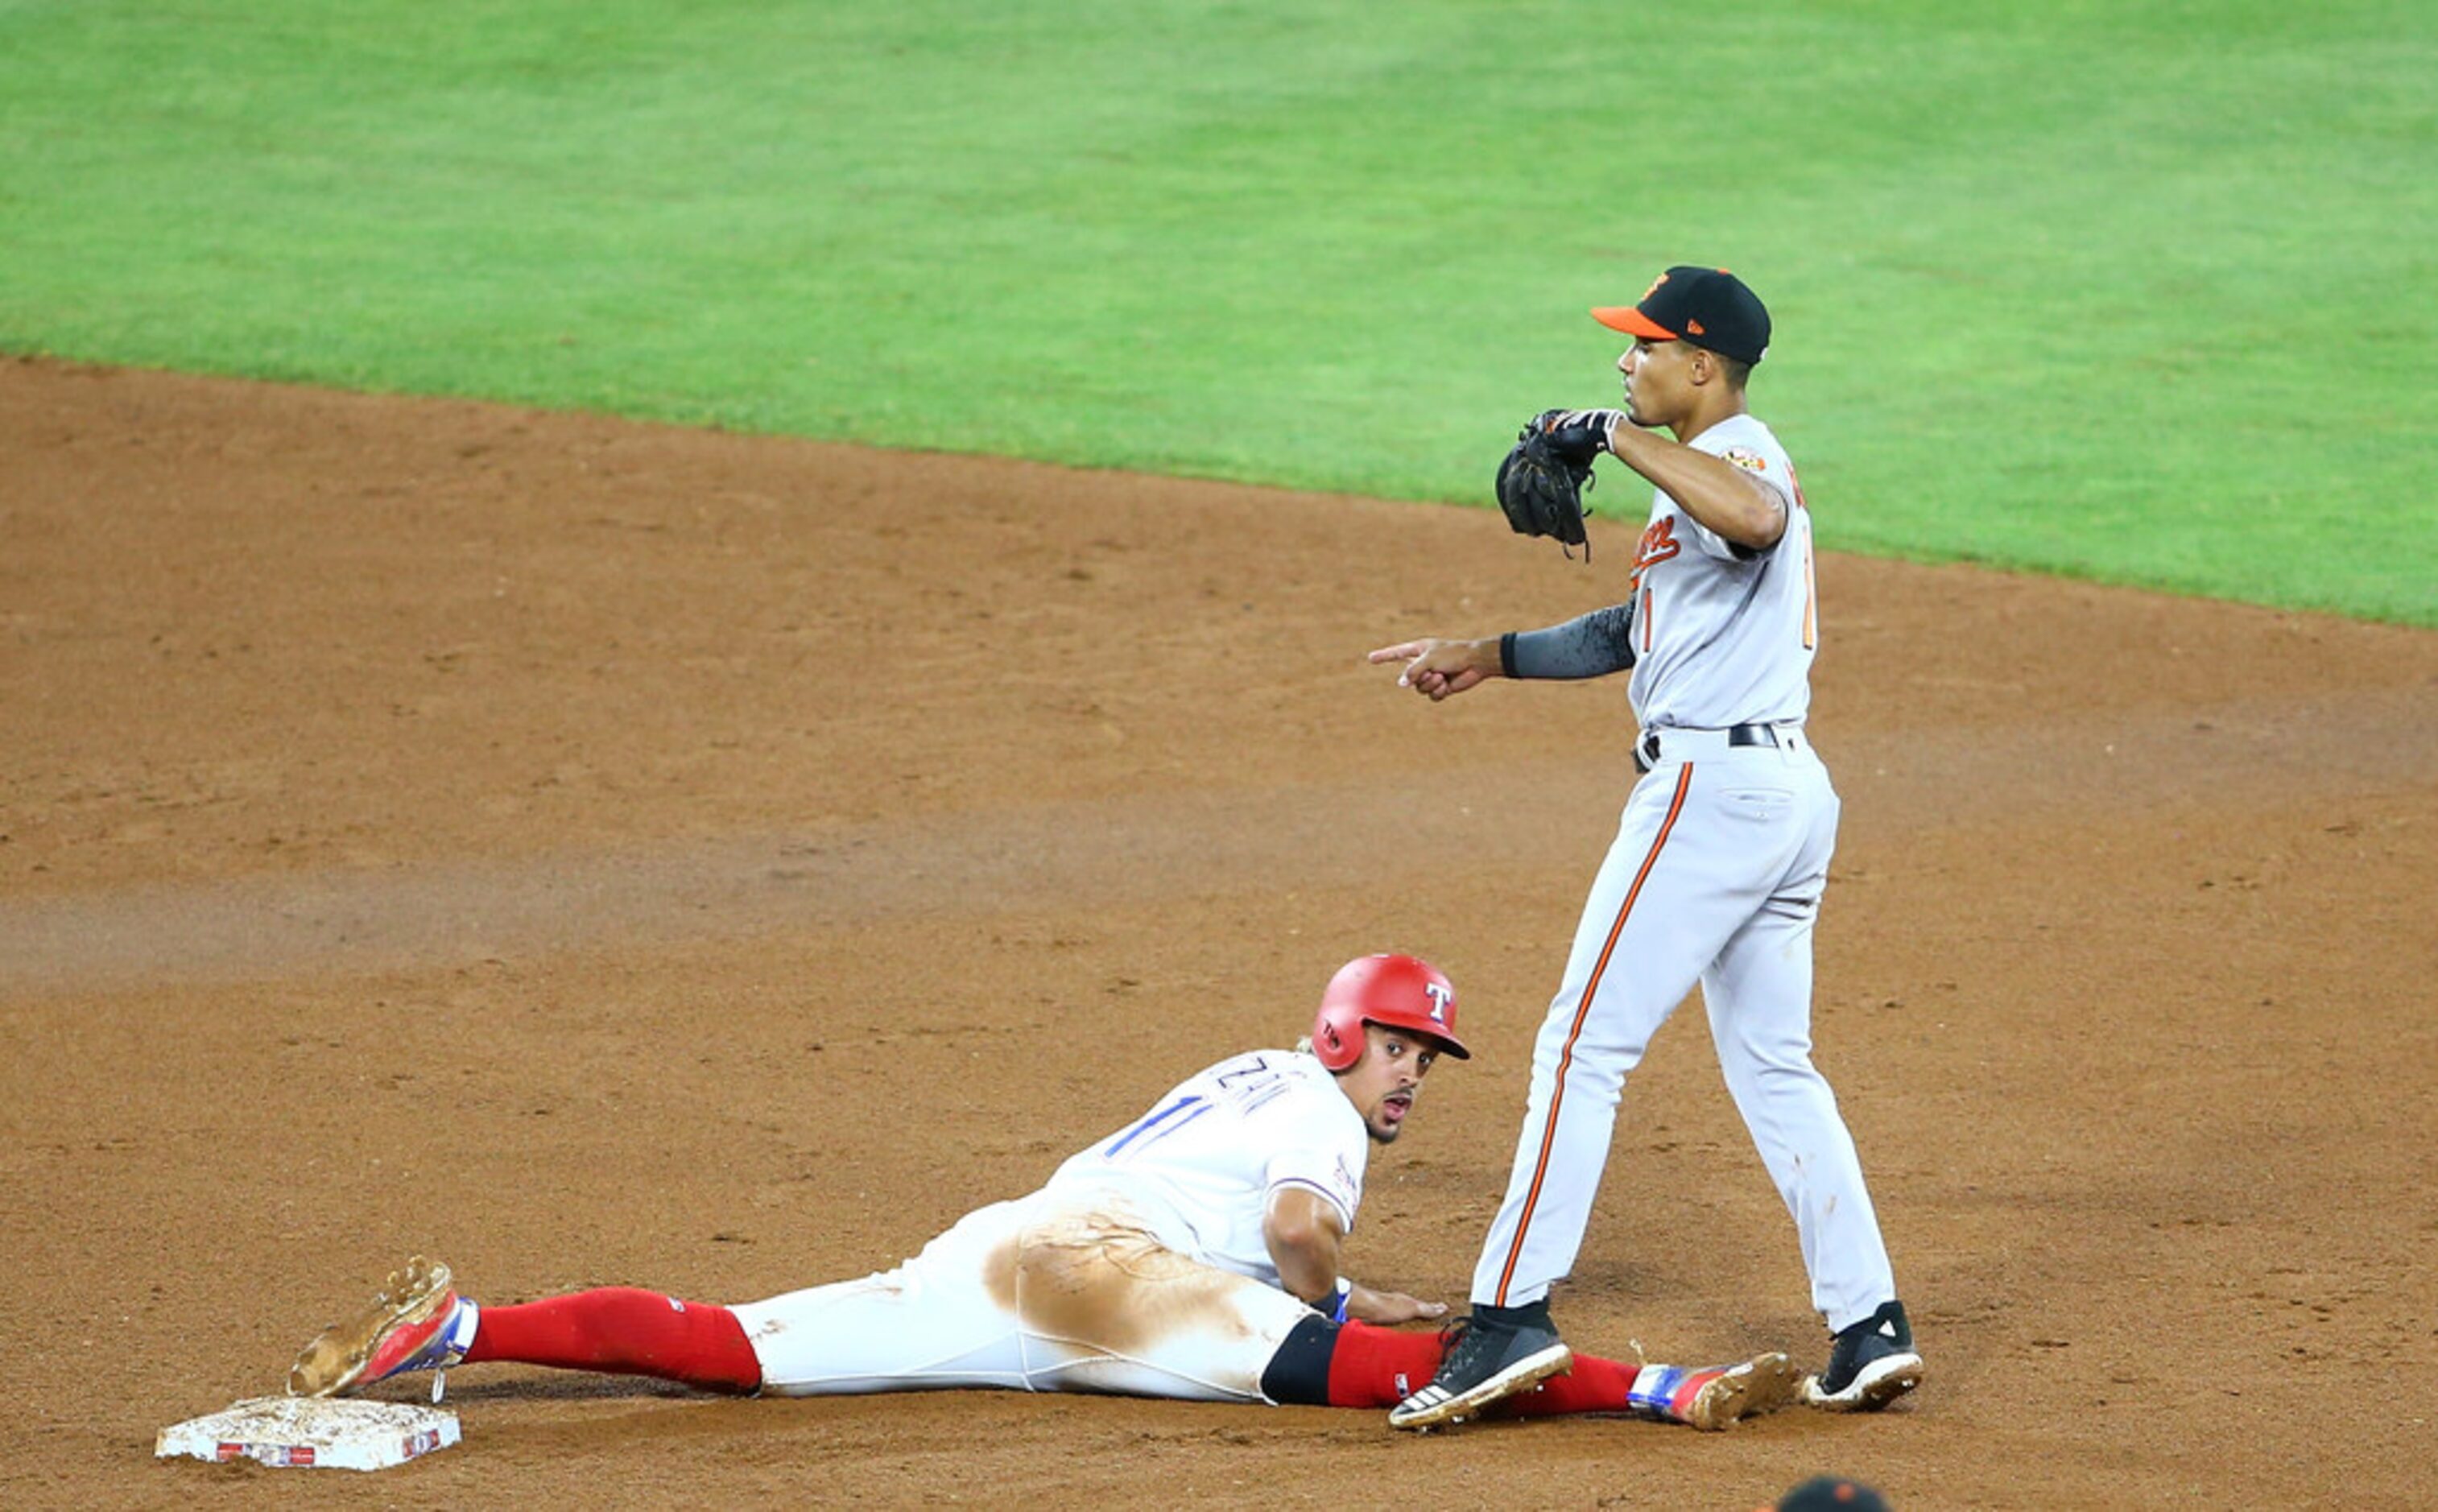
[288,955,1797,1431]
[1369,268,1922,1429]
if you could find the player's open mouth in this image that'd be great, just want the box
[1382,1093,1412,1123]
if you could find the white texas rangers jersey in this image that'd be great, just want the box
[1624,412,1818,731]
[1044,1050,1368,1291]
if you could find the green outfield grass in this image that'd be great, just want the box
[3,1,2431,623]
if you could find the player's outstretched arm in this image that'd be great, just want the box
[1367,637,1501,702]
[1372,604,1638,699]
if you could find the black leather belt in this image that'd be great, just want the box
[1637,723,1786,772]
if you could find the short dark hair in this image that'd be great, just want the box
[1705,348,1754,389]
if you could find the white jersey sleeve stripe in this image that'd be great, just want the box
[1105,1094,1206,1158]
[1127,1101,1217,1155]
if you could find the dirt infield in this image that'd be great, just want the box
[4,357,2433,1509]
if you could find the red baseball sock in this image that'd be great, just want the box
[461,1287,762,1394]
[1322,1321,1637,1416]
[1495,1351,1636,1418]
[1324,1321,1446,1407]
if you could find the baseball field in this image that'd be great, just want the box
[4,2,2433,1507]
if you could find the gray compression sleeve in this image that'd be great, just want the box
[1498,602,1638,680]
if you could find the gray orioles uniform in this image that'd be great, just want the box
[1473,411,1899,1334]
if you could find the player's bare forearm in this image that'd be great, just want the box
[1264,1187,1349,1303]
[1607,423,1787,549]
[1366,637,1501,702]
[1267,1192,1448,1323]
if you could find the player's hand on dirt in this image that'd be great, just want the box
[1349,1287,1449,1326]
[1369,638,1498,701]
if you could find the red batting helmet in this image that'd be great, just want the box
[1311,954,1470,1072]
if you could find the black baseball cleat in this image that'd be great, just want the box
[1388,1301,1573,1430]
[1800,1299,1924,1411]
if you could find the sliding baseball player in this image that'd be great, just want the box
[288,955,1795,1431]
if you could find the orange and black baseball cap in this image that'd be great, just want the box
[1593,266,1771,366]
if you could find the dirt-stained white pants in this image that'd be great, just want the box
[731,1190,1315,1400]
[1469,728,1898,1332]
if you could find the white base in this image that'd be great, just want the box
[156,1396,461,1471]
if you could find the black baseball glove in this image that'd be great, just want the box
[1494,409,1622,560]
